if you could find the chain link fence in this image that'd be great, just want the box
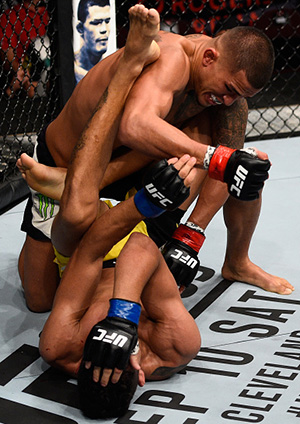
[0,0,299,212]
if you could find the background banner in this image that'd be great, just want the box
[72,0,116,84]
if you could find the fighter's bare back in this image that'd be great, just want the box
[46,31,204,168]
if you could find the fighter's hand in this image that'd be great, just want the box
[83,299,140,387]
[208,146,271,201]
[162,223,204,292]
[134,154,196,218]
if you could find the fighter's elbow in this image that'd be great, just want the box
[118,112,143,149]
[39,341,78,377]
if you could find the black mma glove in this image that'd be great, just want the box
[207,145,271,201]
[162,222,205,289]
[134,159,190,218]
[83,299,140,371]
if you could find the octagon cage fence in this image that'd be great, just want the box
[0,0,299,213]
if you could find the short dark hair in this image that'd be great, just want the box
[77,0,110,23]
[77,361,138,419]
[218,26,275,89]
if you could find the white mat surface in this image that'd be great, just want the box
[0,137,299,424]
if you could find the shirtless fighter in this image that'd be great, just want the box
[38,12,200,418]
[40,226,201,419]
[17,4,292,315]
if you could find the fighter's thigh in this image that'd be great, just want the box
[19,235,60,312]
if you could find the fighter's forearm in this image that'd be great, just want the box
[119,113,208,166]
[100,149,153,190]
[188,177,229,230]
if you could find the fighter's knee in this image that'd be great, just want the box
[128,232,158,257]
[118,112,139,149]
[58,205,97,235]
[25,294,53,313]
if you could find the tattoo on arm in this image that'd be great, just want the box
[211,97,248,149]
[185,34,203,40]
[69,87,109,164]
[174,90,202,123]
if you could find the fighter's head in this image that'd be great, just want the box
[217,26,275,90]
[193,26,275,108]
[78,361,138,419]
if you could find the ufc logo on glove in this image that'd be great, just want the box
[229,165,248,197]
[170,249,198,269]
[144,183,173,207]
[93,329,128,347]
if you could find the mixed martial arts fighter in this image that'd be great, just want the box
[17,4,292,315]
[37,14,201,417]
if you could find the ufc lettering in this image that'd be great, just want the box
[230,165,248,197]
[171,249,198,268]
[145,183,173,207]
[93,329,128,347]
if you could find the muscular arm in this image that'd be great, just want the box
[210,97,248,149]
[118,40,208,166]
[187,97,249,228]
[112,233,201,380]
[39,196,146,373]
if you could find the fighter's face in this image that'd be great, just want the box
[193,52,260,108]
[82,5,111,57]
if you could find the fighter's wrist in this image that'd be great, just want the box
[172,224,205,252]
[134,188,165,218]
[108,298,141,326]
[208,145,236,181]
[185,221,205,236]
[203,145,216,170]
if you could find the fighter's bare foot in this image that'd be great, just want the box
[16,153,65,200]
[222,259,294,295]
[124,4,160,69]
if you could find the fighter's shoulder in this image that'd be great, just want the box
[153,32,192,75]
[158,31,194,56]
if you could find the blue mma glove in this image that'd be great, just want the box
[134,159,190,218]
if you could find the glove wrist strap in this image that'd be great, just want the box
[208,145,236,181]
[185,221,205,236]
[134,188,165,218]
[172,224,205,252]
[108,298,141,326]
[203,145,216,170]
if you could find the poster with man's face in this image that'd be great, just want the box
[72,0,116,84]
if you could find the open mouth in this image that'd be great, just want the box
[210,94,222,105]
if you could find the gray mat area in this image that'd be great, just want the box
[0,137,299,423]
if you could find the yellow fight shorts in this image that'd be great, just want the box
[53,198,149,277]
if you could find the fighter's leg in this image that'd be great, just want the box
[182,101,293,294]
[181,98,248,227]
[40,154,197,377]
[51,5,161,257]
[222,195,294,295]
[17,153,66,201]
[18,235,60,312]
[17,148,153,202]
